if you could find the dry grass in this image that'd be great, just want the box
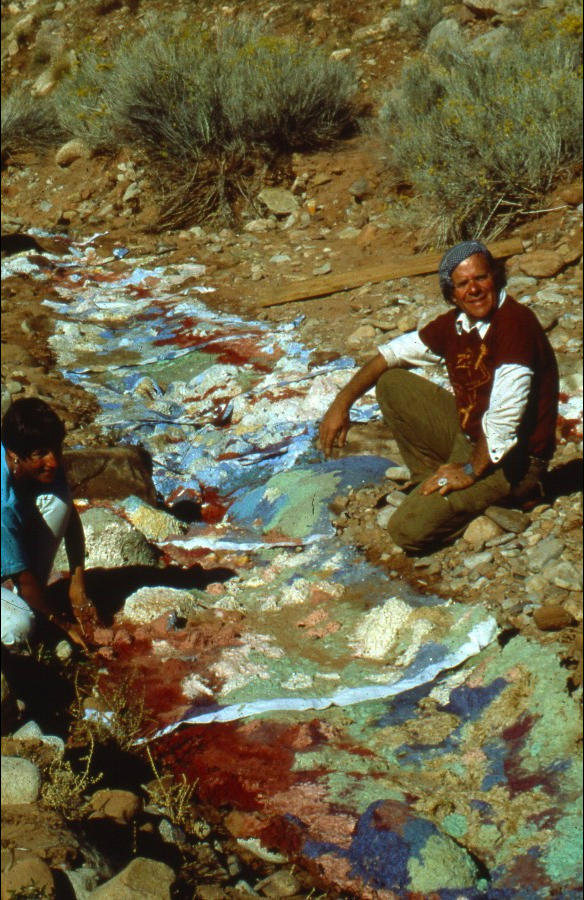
[1,87,64,163]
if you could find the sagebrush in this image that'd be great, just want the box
[380,9,583,244]
[53,18,357,226]
[1,87,63,162]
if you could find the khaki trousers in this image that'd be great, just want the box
[375,369,545,553]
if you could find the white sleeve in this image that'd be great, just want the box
[378,331,442,368]
[483,364,532,463]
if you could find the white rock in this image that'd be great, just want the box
[1,756,42,804]
[120,586,204,625]
[74,508,159,569]
[55,139,90,167]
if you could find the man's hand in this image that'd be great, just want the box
[68,569,98,637]
[420,462,476,496]
[318,401,351,457]
[317,353,390,458]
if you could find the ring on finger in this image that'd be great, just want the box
[437,477,449,487]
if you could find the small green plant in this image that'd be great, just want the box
[379,9,583,244]
[41,733,102,820]
[69,669,153,751]
[7,884,53,899]
[144,744,198,830]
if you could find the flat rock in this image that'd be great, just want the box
[348,324,377,344]
[122,498,187,542]
[1,855,55,900]
[258,188,299,216]
[90,857,175,899]
[533,605,576,631]
[255,869,301,897]
[1,756,42,805]
[87,789,141,824]
[63,447,157,503]
[527,537,566,573]
[517,250,567,279]
[485,506,530,534]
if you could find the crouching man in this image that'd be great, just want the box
[319,241,559,553]
[1,398,96,648]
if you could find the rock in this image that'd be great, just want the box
[13,720,65,757]
[257,188,299,216]
[313,262,332,276]
[330,48,352,61]
[120,586,204,625]
[377,506,397,529]
[55,640,73,661]
[463,550,493,570]
[1,382,12,418]
[244,218,276,233]
[255,869,301,897]
[63,447,157,503]
[348,178,370,201]
[90,858,175,899]
[533,605,576,632]
[397,314,417,333]
[348,324,377,344]
[485,506,530,534]
[87,789,141,824]
[527,537,566,573]
[469,25,512,56]
[463,516,503,549]
[338,226,362,240]
[507,275,537,295]
[427,19,462,52]
[1,756,42,804]
[356,223,379,246]
[1,669,19,736]
[70,508,159,569]
[387,491,407,508]
[122,498,187,542]
[518,251,567,279]
[312,172,332,186]
[33,69,58,97]
[529,303,559,332]
[546,561,583,592]
[559,182,584,207]
[385,465,410,482]
[66,867,99,899]
[55,139,90,168]
[1,855,55,900]
[122,183,141,203]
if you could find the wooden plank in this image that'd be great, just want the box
[260,237,524,307]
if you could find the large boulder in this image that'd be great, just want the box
[58,508,160,570]
[63,447,157,504]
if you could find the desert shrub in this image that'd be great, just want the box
[54,18,357,226]
[53,44,117,150]
[1,87,64,162]
[379,10,583,244]
[399,0,447,45]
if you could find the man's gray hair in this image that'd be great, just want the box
[438,240,495,300]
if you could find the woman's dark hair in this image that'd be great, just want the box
[2,398,66,458]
